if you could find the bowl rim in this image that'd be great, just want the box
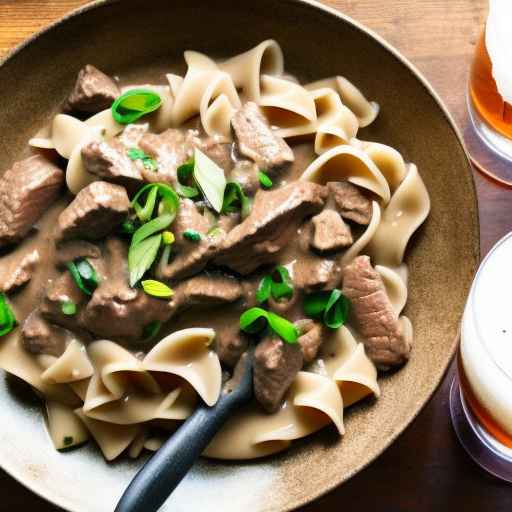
[0,1,480,510]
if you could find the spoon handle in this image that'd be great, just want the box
[115,396,237,512]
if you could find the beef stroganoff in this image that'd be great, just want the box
[0,40,430,461]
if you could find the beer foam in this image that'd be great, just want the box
[461,232,512,436]
[486,0,512,105]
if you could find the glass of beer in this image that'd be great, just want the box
[465,0,512,185]
[450,232,512,481]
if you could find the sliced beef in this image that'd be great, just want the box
[21,310,67,356]
[295,319,324,364]
[214,324,249,368]
[159,199,223,281]
[310,209,352,252]
[215,182,327,274]
[217,212,241,234]
[229,160,260,195]
[40,271,88,332]
[198,138,233,171]
[293,254,340,292]
[231,102,294,173]
[81,238,173,341]
[328,181,372,225]
[253,336,303,413]
[170,273,243,310]
[64,65,120,114]
[342,255,410,369]
[55,240,101,268]
[81,139,143,190]
[138,129,194,185]
[0,155,64,246]
[0,249,39,293]
[57,181,129,241]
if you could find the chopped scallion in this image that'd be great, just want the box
[256,266,293,303]
[239,307,299,344]
[0,293,16,337]
[303,289,350,329]
[61,301,77,316]
[221,182,251,219]
[112,88,162,125]
[143,320,162,339]
[258,170,273,188]
[193,148,226,213]
[183,229,201,242]
[66,259,99,296]
[141,279,174,298]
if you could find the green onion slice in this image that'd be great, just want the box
[128,233,162,287]
[112,88,162,125]
[121,218,138,235]
[303,289,350,329]
[222,182,251,219]
[141,279,174,298]
[258,170,273,189]
[131,183,179,224]
[0,293,16,337]
[256,266,294,303]
[61,301,77,316]
[176,159,199,198]
[183,229,201,242]
[143,320,162,339]
[66,258,99,296]
[239,307,299,344]
[193,148,226,213]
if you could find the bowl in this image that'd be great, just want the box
[0,0,479,510]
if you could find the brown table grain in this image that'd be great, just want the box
[1,1,511,511]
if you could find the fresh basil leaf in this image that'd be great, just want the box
[221,182,251,219]
[193,148,226,213]
[131,213,173,247]
[141,279,174,298]
[128,233,162,286]
[258,170,273,189]
[183,229,201,242]
[256,275,272,304]
[0,293,16,337]
[239,307,299,343]
[112,89,162,125]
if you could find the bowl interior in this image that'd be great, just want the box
[0,1,479,511]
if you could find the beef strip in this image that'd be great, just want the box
[342,255,410,369]
[40,271,88,332]
[215,182,327,274]
[295,319,324,364]
[159,199,224,281]
[21,310,67,356]
[214,324,249,368]
[81,139,143,190]
[138,129,195,186]
[64,65,120,114]
[57,181,129,241]
[0,249,39,293]
[197,137,233,171]
[217,212,241,234]
[0,155,64,246]
[229,159,261,195]
[80,238,174,341]
[310,209,353,253]
[231,102,294,173]
[253,336,303,413]
[55,240,101,268]
[293,254,340,292]
[328,181,372,225]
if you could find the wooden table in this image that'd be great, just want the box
[1,1,511,511]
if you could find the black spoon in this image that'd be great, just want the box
[115,350,254,512]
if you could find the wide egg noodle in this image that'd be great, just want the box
[366,163,431,266]
[142,327,221,407]
[46,400,90,450]
[41,339,94,384]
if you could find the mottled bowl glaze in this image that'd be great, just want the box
[0,1,479,511]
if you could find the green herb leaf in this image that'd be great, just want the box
[127,148,146,161]
[66,259,99,296]
[303,289,350,329]
[176,159,199,198]
[143,320,161,339]
[193,148,226,213]
[141,279,174,298]
[61,301,77,316]
[0,293,16,337]
[131,213,173,247]
[131,183,179,224]
[128,233,162,287]
[239,307,299,343]
[162,231,175,245]
[121,218,138,235]
[221,182,251,219]
[63,436,74,447]
[270,266,293,301]
[258,170,273,188]
[112,88,162,125]
[142,157,157,172]
[183,229,201,242]
[256,275,272,303]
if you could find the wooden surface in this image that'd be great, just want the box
[1,1,511,511]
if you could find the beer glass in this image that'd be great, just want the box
[450,232,512,481]
[465,0,512,185]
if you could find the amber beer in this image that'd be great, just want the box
[469,31,512,141]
